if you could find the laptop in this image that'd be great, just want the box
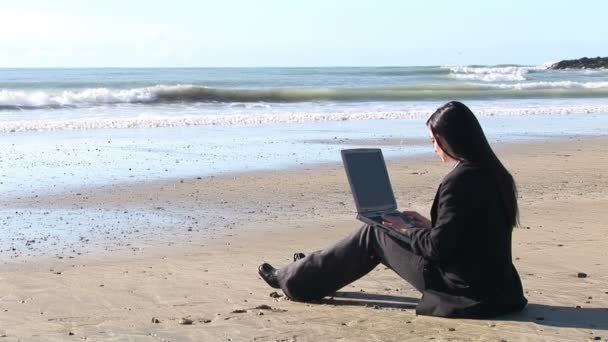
[341,148,414,243]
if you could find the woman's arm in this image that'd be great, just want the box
[407,169,477,261]
[401,210,432,229]
[380,210,431,240]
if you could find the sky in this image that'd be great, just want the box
[1,0,607,67]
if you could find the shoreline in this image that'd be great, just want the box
[2,132,602,204]
[3,111,608,201]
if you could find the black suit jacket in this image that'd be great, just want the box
[408,160,527,318]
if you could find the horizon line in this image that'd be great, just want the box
[0,63,544,69]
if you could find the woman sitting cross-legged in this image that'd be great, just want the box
[258,101,527,318]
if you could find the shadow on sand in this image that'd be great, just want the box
[318,291,418,310]
[501,303,608,331]
[319,291,608,330]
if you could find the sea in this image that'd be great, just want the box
[2,66,608,198]
[0,65,608,196]
[2,65,608,259]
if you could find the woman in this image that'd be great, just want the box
[258,101,527,318]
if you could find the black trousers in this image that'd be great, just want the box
[276,225,427,301]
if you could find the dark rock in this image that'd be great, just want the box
[577,272,588,278]
[178,318,193,325]
[254,304,273,310]
[151,317,161,323]
[549,57,608,69]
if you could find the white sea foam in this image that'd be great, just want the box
[2,104,607,133]
[447,65,545,82]
[0,85,183,108]
[450,72,527,82]
[481,81,608,90]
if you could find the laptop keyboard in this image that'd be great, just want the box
[367,212,414,226]
[367,215,383,224]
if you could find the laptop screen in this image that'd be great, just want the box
[341,149,397,212]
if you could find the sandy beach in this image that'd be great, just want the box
[0,135,607,341]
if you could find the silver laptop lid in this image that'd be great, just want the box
[341,148,398,214]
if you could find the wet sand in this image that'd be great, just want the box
[0,135,607,341]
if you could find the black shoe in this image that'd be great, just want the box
[293,253,306,262]
[258,263,280,289]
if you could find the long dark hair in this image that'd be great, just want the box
[427,101,519,228]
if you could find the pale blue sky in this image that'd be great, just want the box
[1,0,607,67]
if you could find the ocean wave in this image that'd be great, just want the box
[447,65,545,82]
[0,84,484,109]
[0,87,156,109]
[2,104,608,133]
[2,81,608,111]
[481,81,608,90]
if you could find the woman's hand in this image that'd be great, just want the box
[382,214,415,235]
[401,210,432,229]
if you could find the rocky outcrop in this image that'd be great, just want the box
[549,57,608,69]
